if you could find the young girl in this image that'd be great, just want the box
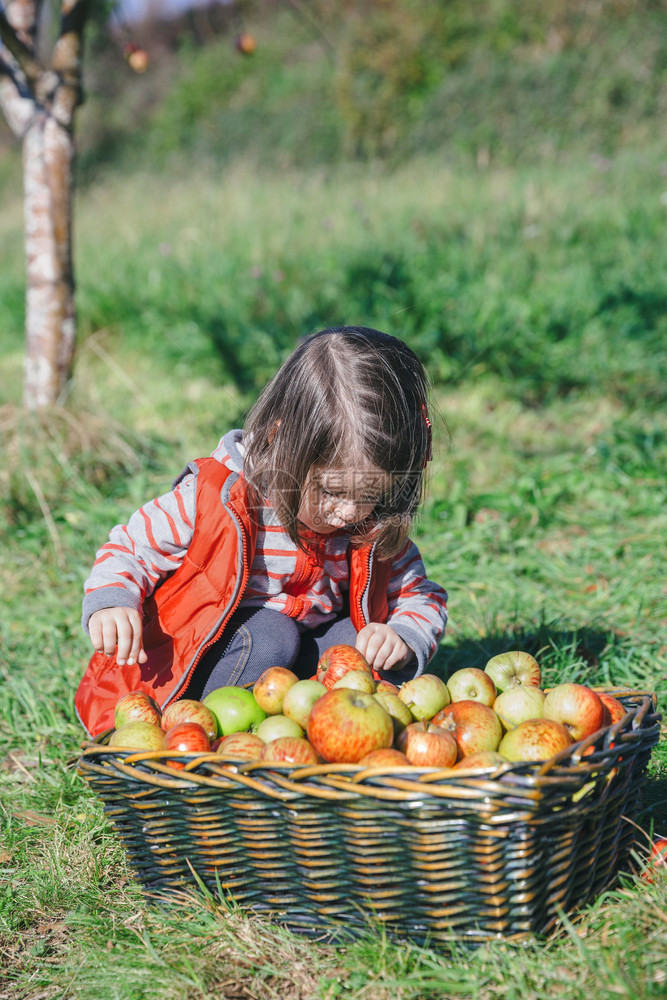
[75,327,448,737]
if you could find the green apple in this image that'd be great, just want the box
[203,686,267,736]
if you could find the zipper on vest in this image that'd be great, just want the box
[356,545,374,629]
[166,495,250,702]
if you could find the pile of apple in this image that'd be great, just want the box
[106,645,631,771]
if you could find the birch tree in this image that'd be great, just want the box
[0,0,92,409]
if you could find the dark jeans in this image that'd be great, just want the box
[188,607,358,699]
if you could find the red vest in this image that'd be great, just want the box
[75,459,391,737]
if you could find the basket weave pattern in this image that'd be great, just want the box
[78,688,661,943]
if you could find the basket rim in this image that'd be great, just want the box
[77,687,661,801]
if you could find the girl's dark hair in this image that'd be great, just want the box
[243,326,432,559]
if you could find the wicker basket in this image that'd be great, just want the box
[78,687,661,944]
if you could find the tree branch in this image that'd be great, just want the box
[0,6,40,84]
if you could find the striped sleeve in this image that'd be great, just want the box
[81,475,197,632]
[384,540,448,676]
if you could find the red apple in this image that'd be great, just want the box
[358,748,411,767]
[641,837,667,883]
[214,732,264,760]
[484,651,541,692]
[316,644,373,690]
[543,683,606,741]
[498,718,573,762]
[114,690,161,729]
[260,737,320,765]
[453,750,509,770]
[160,699,217,741]
[396,721,458,767]
[446,667,497,706]
[432,700,503,759]
[307,689,393,763]
[492,685,546,732]
[163,722,211,768]
[255,714,304,742]
[372,690,413,736]
[282,679,327,729]
[398,674,450,721]
[252,666,300,715]
[109,721,165,750]
[598,692,627,726]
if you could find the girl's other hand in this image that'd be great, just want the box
[88,608,147,667]
[356,623,412,672]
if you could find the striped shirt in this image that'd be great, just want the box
[82,431,448,672]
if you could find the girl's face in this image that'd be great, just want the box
[298,464,392,534]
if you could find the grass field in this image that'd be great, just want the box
[0,148,666,998]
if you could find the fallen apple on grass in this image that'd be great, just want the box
[307,688,393,763]
[641,837,667,883]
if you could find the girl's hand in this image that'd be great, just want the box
[88,608,147,667]
[356,623,412,672]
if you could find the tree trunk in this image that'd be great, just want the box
[22,107,76,408]
[0,0,89,410]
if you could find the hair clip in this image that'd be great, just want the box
[421,403,433,466]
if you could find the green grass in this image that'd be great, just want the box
[1,148,666,997]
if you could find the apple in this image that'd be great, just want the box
[446,667,497,706]
[260,737,320,765]
[202,686,267,736]
[492,685,546,732]
[398,674,450,721]
[252,666,300,715]
[163,721,210,768]
[641,837,667,883]
[372,690,413,736]
[316,644,373,690]
[214,732,264,760]
[281,679,327,729]
[255,714,304,742]
[432,700,503,759]
[484,651,541,692]
[160,699,217,741]
[235,32,256,55]
[307,689,393,763]
[598,692,627,726]
[376,680,400,695]
[333,670,376,694]
[396,721,458,767]
[453,750,509,770]
[109,721,165,750]
[358,748,411,767]
[114,690,161,729]
[543,683,606,741]
[498,718,573,762]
